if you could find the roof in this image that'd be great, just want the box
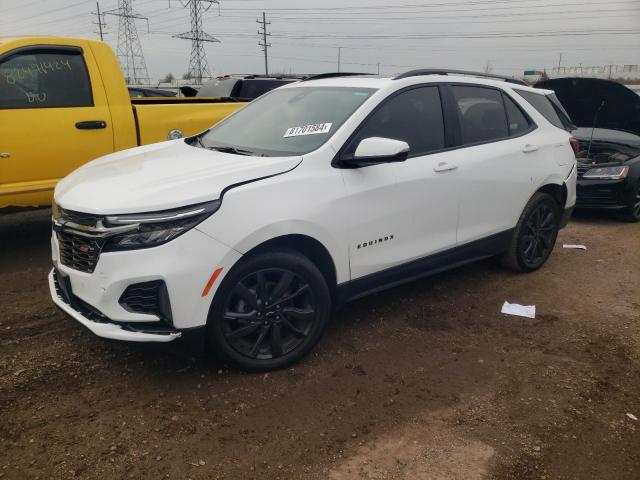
[282,73,543,93]
[0,36,103,50]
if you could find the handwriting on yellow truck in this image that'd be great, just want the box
[0,36,246,209]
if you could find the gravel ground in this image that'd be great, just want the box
[1,209,639,480]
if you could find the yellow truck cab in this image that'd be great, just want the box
[0,36,246,209]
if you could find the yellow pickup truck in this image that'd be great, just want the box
[0,36,246,209]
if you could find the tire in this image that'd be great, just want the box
[500,192,560,273]
[207,249,331,372]
[619,180,640,222]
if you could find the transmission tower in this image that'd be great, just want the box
[174,0,220,84]
[104,0,150,85]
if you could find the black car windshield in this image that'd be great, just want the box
[197,86,376,156]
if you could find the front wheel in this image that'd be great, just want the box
[207,250,331,372]
[619,180,640,222]
[501,192,560,273]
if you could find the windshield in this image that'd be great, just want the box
[198,86,376,157]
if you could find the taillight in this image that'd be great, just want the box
[569,137,580,157]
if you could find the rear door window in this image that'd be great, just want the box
[514,89,565,129]
[0,49,92,109]
[451,85,509,144]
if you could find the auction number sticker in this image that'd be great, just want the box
[284,123,332,138]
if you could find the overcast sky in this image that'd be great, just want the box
[2,0,639,82]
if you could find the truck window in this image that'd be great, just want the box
[0,49,93,109]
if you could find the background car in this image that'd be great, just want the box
[190,74,303,99]
[128,86,177,98]
[536,77,640,221]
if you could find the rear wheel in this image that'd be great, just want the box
[501,192,560,273]
[619,180,640,222]
[207,250,331,372]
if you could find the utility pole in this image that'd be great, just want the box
[104,0,150,84]
[557,52,563,74]
[175,0,220,85]
[337,46,342,72]
[92,2,107,41]
[377,62,380,75]
[257,11,270,75]
[605,64,615,79]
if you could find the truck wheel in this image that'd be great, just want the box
[619,181,640,222]
[501,192,559,273]
[207,250,331,372]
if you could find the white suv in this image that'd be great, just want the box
[50,70,577,371]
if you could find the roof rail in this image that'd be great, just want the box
[301,72,374,82]
[392,69,527,86]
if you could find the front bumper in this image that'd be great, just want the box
[576,178,629,210]
[49,226,242,342]
[49,269,181,342]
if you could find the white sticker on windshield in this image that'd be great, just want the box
[284,123,332,138]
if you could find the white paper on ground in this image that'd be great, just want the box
[562,244,587,250]
[501,301,536,319]
[626,412,638,421]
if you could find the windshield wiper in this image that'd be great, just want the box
[207,145,256,156]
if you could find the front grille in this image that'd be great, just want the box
[576,192,621,207]
[57,232,104,273]
[59,208,103,227]
[54,208,107,274]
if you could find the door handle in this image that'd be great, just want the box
[0,152,10,158]
[75,120,107,130]
[522,143,539,153]
[433,161,458,173]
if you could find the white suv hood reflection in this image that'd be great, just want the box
[54,140,302,214]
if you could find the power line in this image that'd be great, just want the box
[174,0,221,83]
[256,11,271,75]
[104,0,151,85]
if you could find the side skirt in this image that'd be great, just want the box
[335,229,514,308]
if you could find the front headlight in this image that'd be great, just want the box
[102,200,221,251]
[582,165,629,180]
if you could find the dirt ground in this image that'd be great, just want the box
[1,209,639,480]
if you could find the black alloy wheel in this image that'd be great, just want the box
[520,203,557,268]
[501,192,559,272]
[208,250,330,371]
[223,268,316,360]
[621,181,640,222]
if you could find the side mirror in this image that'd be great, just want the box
[342,137,410,167]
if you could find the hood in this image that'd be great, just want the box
[535,78,640,135]
[55,140,302,214]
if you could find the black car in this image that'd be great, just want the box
[189,74,302,99]
[536,78,640,221]
[128,86,177,98]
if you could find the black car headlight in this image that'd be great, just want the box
[102,200,220,251]
[582,165,629,180]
